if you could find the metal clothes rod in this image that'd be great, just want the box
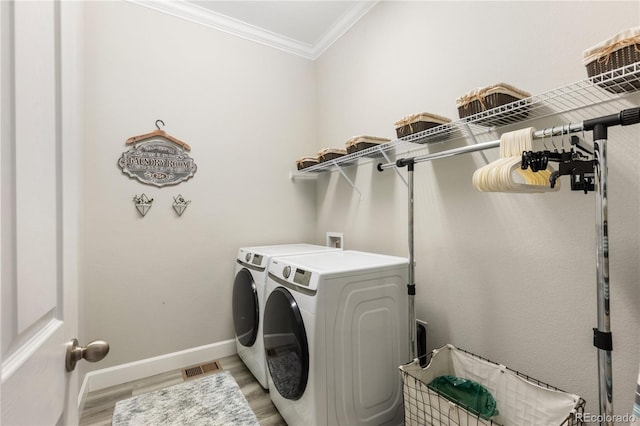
[380,107,640,426]
[376,122,585,171]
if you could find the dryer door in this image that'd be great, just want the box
[263,287,309,400]
[232,268,259,347]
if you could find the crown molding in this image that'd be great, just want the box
[126,0,377,60]
[313,1,377,59]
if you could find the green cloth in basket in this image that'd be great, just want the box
[428,375,499,420]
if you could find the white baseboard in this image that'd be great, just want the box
[77,339,236,413]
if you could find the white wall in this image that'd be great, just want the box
[81,1,318,371]
[79,0,640,416]
[315,0,640,417]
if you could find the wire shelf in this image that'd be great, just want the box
[292,61,640,177]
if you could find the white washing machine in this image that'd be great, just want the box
[232,244,339,389]
[263,250,409,426]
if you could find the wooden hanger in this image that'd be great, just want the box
[126,120,191,151]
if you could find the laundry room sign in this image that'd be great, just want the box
[119,122,197,187]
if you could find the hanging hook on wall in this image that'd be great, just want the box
[155,119,165,130]
[133,193,154,217]
[172,194,191,217]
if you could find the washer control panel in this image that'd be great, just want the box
[238,249,265,269]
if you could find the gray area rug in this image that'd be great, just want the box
[112,371,259,426]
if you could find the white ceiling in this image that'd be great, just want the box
[129,0,378,60]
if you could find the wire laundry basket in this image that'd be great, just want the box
[400,344,586,426]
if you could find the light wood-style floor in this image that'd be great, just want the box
[79,354,286,426]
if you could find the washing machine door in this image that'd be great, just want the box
[232,268,259,347]
[263,287,309,400]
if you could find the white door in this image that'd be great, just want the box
[1,1,86,425]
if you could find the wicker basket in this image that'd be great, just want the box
[296,156,319,170]
[317,147,348,163]
[583,27,640,94]
[456,84,531,125]
[345,135,390,157]
[400,345,586,426]
[394,112,452,141]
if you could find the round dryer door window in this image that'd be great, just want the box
[232,268,259,347]
[263,287,309,400]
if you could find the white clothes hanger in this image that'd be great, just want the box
[472,127,559,193]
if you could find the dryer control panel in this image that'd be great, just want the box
[269,259,319,292]
[293,268,311,287]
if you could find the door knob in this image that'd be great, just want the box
[65,338,109,372]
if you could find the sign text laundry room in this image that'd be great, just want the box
[119,121,197,187]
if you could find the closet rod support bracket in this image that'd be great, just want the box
[583,107,640,139]
[593,328,613,351]
[380,151,408,187]
[396,157,415,169]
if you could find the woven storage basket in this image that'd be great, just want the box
[400,344,586,426]
[394,112,452,141]
[456,84,531,125]
[317,147,347,163]
[345,135,391,157]
[296,156,319,170]
[583,26,640,94]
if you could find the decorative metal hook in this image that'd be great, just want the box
[133,193,153,217]
[155,119,165,130]
[172,194,191,216]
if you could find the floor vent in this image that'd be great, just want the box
[181,360,222,381]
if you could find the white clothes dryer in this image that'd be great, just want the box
[232,244,339,389]
[263,250,409,426]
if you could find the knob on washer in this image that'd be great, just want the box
[283,265,291,278]
[245,253,251,262]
